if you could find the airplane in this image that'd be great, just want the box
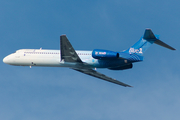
[3,29,175,87]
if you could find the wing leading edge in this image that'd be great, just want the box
[60,35,82,63]
[60,35,132,87]
[72,68,132,87]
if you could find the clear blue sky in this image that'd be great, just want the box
[0,0,180,120]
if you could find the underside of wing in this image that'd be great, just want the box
[60,35,82,63]
[72,68,132,87]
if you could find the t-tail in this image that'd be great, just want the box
[124,28,176,56]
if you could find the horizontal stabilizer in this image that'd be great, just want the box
[143,28,175,50]
[154,40,176,50]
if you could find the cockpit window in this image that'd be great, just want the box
[15,50,21,53]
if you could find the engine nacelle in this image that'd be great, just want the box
[92,49,119,59]
[108,64,133,70]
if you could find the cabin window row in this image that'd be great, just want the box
[24,52,60,54]
[78,53,91,55]
[24,52,91,55]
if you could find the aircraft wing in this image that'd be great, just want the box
[60,35,82,63]
[60,35,131,87]
[72,68,132,87]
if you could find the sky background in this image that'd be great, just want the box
[0,0,180,120]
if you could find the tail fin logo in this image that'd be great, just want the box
[129,48,143,54]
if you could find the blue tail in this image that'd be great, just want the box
[124,29,175,56]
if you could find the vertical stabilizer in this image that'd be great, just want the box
[124,29,175,56]
[143,28,157,40]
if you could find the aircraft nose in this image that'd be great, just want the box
[3,55,12,64]
[3,56,8,64]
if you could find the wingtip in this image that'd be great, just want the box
[126,85,133,87]
[61,34,66,37]
[172,48,176,50]
[124,84,133,87]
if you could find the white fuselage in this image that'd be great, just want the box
[3,49,99,68]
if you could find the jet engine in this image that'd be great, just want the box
[92,49,119,59]
[108,64,133,70]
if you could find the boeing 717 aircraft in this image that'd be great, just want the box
[3,29,175,87]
